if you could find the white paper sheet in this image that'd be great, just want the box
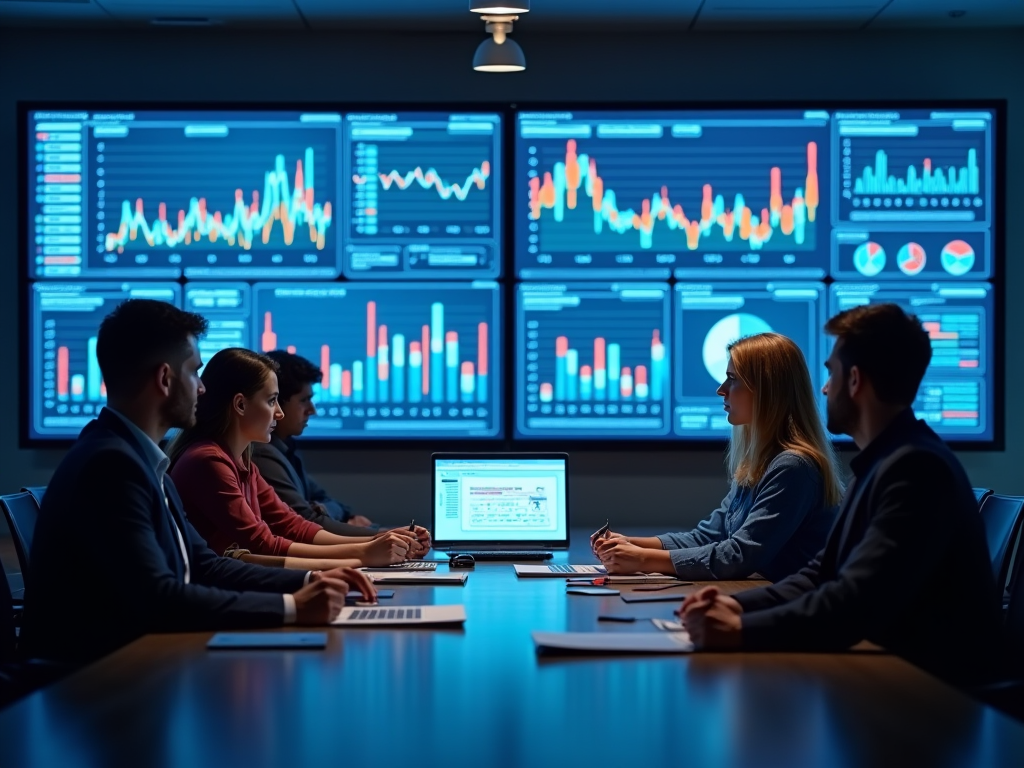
[532,631,694,653]
[331,604,466,626]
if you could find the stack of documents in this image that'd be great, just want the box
[532,631,694,653]
[366,572,468,585]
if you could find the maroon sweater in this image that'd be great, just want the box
[170,440,322,557]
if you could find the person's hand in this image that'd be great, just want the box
[593,539,651,573]
[292,576,351,624]
[349,515,374,527]
[361,531,410,566]
[407,525,431,558]
[312,566,377,603]
[590,529,627,553]
[676,586,743,649]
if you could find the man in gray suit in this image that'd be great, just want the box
[253,351,429,550]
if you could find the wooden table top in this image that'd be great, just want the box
[2,534,1022,768]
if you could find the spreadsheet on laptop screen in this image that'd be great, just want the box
[433,458,568,543]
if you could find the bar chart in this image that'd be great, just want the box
[252,282,501,438]
[836,112,992,224]
[29,282,181,439]
[829,282,993,438]
[516,283,671,438]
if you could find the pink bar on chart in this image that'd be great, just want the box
[366,302,377,357]
[378,325,389,383]
[320,346,330,389]
[478,323,488,376]
[422,325,431,396]
[57,346,69,397]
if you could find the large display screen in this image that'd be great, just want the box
[24,107,505,441]
[22,104,1001,445]
[513,106,999,444]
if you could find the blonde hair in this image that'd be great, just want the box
[725,333,844,505]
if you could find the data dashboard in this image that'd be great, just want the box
[23,104,1001,444]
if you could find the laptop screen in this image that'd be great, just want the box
[432,455,568,546]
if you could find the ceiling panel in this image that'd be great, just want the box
[0,0,110,22]
[294,0,704,31]
[98,0,303,23]
[870,0,1024,27]
[1,0,1022,27]
[694,0,886,30]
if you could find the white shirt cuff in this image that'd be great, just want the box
[283,594,297,624]
[282,572,313,624]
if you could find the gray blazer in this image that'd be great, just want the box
[251,438,376,537]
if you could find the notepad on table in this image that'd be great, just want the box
[568,574,689,585]
[514,564,607,577]
[331,605,466,627]
[532,631,694,654]
[367,571,468,585]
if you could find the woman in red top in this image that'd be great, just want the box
[168,348,427,568]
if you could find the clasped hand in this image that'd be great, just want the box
[675,586,743,649]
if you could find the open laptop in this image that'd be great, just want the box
[432,452,569,558]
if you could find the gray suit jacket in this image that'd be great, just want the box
[251,438,376,537]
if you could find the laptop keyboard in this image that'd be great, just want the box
[363,561,439,571]
[348,608,422,621]
[547,564,604,573]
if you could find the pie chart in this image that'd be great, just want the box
[897,242,927,276]
[702,313,773,383]
[853,241,886,277]
[941,240,976,277]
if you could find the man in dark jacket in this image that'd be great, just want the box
[254,351,427,551]
[21,300,374,666]
[680,303,1001,686]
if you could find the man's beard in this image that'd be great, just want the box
[826,381,858,437]
[160,376,196,430]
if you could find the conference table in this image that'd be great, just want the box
[2,532,1023,768]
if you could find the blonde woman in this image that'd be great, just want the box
[593,332,843,581]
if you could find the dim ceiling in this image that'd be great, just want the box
[1,0,1023,30]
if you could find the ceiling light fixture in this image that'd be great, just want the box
[470,1,530,12]
[473,14,526,72]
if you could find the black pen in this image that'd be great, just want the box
[598,615,636,622]
[408,519,416,532]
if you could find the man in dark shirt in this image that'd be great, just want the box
[22,300,375,666]
[680,303,1001,685]
[253,351,429,553]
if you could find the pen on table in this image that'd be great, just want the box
[598,615,636,623]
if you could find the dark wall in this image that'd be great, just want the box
[1,27,1021,528]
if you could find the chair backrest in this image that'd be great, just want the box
[0,557,15,664]
[0,492,38,576]
[973,487,993,506]
[978,494,1024,589]
[21,487,46,509]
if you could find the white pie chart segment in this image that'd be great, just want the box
[702,313,774,383]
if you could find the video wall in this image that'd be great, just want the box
[22,105,1000,444]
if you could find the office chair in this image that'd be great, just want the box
[0,492,38,577]
[0,559,15,665]
[973,487,993,506]
[978,494,1024,590]
[21,487,46,509]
